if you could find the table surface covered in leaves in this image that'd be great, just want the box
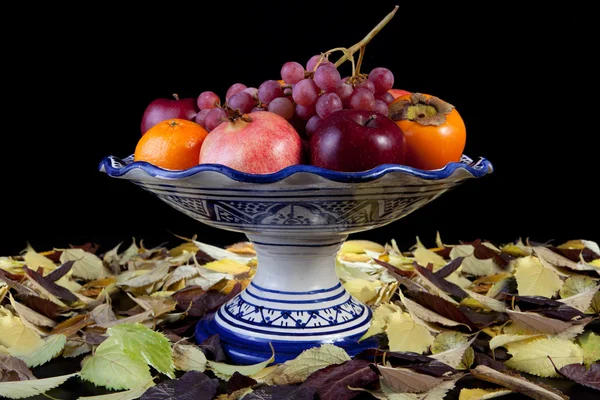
[1,234,599,400]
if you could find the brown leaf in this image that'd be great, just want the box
[377,365,444,393]
[175,283,242,318]
[406,290,479,330]
[89,303,117,326]
[471,364,569,400]
[0,270,36,296]
[302,359,379,400]
[227,371,257,394]
[50,314,94,337]
[506,309,580,335]
[473,352,508,371]
[0,354,35,382]
[18,294,68,319]
[413,262,467,299]
[9,293,57,328]
[373,258,415,278]
[198,334,226,362]
[434,257,464,278]
[23,265,78,302]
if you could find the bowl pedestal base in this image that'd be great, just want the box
[195,234,377,364]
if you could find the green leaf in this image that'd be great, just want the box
[76,383,152,400]
[107,323,175,378]
[17,334,66,368]
[80,337,152,391]
[207,344,274,380]
[577,331,600,367]
[0,373,77,399]
[559,276,596,298]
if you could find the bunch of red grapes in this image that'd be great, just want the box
[194,54,395,138]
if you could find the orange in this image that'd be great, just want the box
[134,118,208,170]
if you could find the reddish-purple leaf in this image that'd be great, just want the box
[434,257,464,278]
[0,270,36,296]
[23,265,78,302]
[140,370,218,400]
[173,286,206,308]
[473,352,508,371]
[534,305,588,321]
[407,290,479,330]
[373,258,415,278]
[19,294,68,319]
[354,349,457,377]
[164,317,201,337]
[547,246,599,263]
[70,242,100,254]
[46,260,75,282]
[302,359,379,400]
[195,249,217,264]
[244,385,316,400]
[553,360,600,391]
[458,307,509,328]
[509,296,587,321]
[413,262,467,299]
[433,246,452,259]
[175,283,242,317]
[227,371,257,394]
[0,355,35,382]
[473,241,509,268]
[198,334,226,362]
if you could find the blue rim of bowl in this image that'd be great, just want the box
[99,154,493,184]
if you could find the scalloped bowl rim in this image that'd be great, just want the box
[99,154,493,184]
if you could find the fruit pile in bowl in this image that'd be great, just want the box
[133,6,468,176]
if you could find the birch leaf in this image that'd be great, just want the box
[173,344,207,372]
[0,307,45,357]
[202,259,251,276]
[578,331,600,367]
[0,373,77,399]
[9,293,57,328]
[117,262,170,288]
[506,309,575,335]
[450,245,507,277]
[430,332,476,369]
[340,240,385,254]
[558,287,599,313]
[413,245,447,271]
[192,240,255,264]
[379,373,462,400]
[400,291,469,329]
[462,289,508,312]
[207,344,274,380]
[359,303,403,341]
[343,279,381,303]
[458,388,513,400]
[164,265,200,288]
[505,337,584,377]
[23,250,56,273]
[17,334,66,368]
[386,312,435,354]
[80,337,152,391]
[60,249,110,280]
[489,334,545,350]
[514,256,563,298]
[271,344,351,385]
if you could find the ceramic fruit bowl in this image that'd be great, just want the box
[99,154,493,364]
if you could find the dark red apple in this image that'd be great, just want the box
[140,94,198,135]
[309,109,406,172]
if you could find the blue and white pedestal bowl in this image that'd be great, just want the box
[99,154,493,364]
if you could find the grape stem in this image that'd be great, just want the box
[333,5,399,69]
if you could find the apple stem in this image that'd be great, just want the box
[333,5,399,68]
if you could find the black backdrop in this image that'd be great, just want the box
[2,0,595,257]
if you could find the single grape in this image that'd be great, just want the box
[315,92,343,119]
[354,80,376,93]
[306,54,334,72]
[281,61,305,84]
[313,65,341,92]
[295,103,317,120]
[283,86,293,96]
[375,91,394,105]
[373,99,389,115]
[197,91,220,110]
[292,78,320,107]
[336,82,353,102]
[348,88,376,111]
[305,115,323,139]
[258,80,284,104]
[242,87,258,98]
[205,107,229,131]
[368,67,394,93]
[268,97,295,120]
[195,109,211,127]
[226,83,247,101]
[251,106,266,112]
[227,92,255,114]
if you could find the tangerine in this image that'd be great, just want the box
[134,118,208,170]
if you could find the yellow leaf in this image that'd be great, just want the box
[513,256,563,298]
[340,240,385,254]
[0,306,45,357]
[202,259,250,276]
[413,237,446,271]
[590,259,600,267]
[359,302,402,341]
[459,388,513,400]
[23,251,56,273]
[578,331,600,367]
[169,242,199,257]
[500,239,532,257]
[450,245,509,277]
[343,279,381,303]
[489,334,544,350]
[556,240,586,250]
[386,312,434,354]
[504,337,584,377]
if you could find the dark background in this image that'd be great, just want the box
[2,1,595,256]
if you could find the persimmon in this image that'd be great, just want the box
[388,93,466,170]
[134,118,208,170]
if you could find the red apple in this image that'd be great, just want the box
[199,111,303,174]
[141,94,198,135]
[388,88,411,99]
[309,109,406,172]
